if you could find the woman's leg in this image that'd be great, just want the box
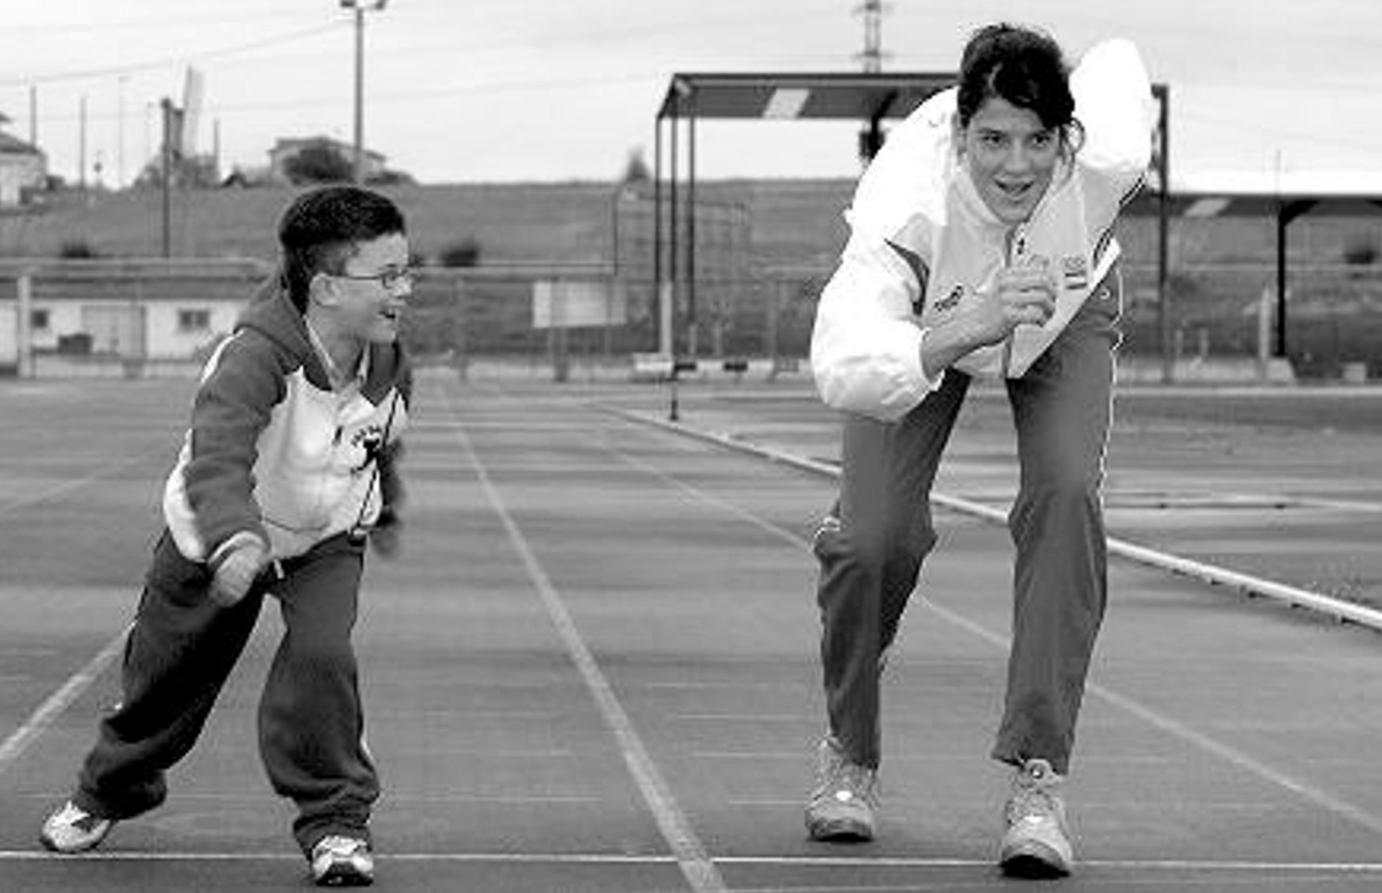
[815,371,971,769]
[993,268,1122,775]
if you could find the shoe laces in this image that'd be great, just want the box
[818,738,879,805]
[55,802,105,832]
[1007,759,1064,826]
[315,835,369,859]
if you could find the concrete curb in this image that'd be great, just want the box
[603,405,1382,633]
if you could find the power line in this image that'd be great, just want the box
[1,10,323,35]
[0,22,346,87]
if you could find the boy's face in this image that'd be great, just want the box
[321,232,412,344]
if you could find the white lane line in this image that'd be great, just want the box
[928,604,1382,836]
[435,385,728,893]
[0,449,163,766]
[604,407,1382,631]
[1,850,1379,873]
[0,626,128,777]
[0,456,151,518]
[600,410,1382,838]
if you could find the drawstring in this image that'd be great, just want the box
[348,390,400,544]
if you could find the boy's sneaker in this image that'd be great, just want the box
[999,758,1074,878]
[805,735,879,841]
[310,835,375,887]
[39,800,114,854]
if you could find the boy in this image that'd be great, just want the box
[40,185,413,887]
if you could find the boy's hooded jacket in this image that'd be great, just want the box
[811,38,1155,421]
[163,282,411,563]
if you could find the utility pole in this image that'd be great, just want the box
[117,76,127,189]
[855,1,889,164]
[340,0,387,184]
[161,98,174,257]
[79,94,88,189]
[854,0,887,72]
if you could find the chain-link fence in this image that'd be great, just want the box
[1,255,1378,382]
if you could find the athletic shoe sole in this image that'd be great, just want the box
[1000,840,1072,878]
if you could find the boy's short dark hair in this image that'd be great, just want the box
[278,185,407,312]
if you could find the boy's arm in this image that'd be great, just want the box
[181,331,282,562]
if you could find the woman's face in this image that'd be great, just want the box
[956,96,1061,225]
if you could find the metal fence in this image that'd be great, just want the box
[0,258,1378,382]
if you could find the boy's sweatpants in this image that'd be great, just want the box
[813,268,1121,777]
[72,529,379,854]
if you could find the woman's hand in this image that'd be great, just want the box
[981,258,1058,342]
[919,258,1058,379]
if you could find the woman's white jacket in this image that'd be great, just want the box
[810,38,1157,421]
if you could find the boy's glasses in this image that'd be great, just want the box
[330,268,415,291]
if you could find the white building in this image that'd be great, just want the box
[0,129,46,206]
[0,259,272,377]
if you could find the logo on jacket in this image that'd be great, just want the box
[351,424,385,473]
[1062,255,1089,290]
[932,284,965,313]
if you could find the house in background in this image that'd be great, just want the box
[0,259,271,378]
[267,136,385,183]
[0,114,46,206]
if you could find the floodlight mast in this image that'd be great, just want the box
[340,0,387,184]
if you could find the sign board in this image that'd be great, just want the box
[532,280,626,329]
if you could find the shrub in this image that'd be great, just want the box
[1342,235,1378,266]
[58,239,100,258]
[283,145,353,185]
[438,237,482,267]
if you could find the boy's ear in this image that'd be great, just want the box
[951,113,965,157]
[308,271,340,308]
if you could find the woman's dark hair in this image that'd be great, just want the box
[956,23,1078,138]
[277,185,406,313]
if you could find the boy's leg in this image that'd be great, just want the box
[994,268,1122,775]
[815,370,970,770]
[258,534,379,855]
[74,530,265,819]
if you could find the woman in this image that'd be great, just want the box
[805,23,1154,878]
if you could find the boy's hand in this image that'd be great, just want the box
[210,538,269,606]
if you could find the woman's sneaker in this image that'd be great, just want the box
[39,801,114,854]
[999,758,1073,877]
[310,835,375,887]
[804,735,879,841]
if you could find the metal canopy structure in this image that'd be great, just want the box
[1124,190,1382,359]
[652,71,956,356]
[653,71,1176,370]
[656,71,954,122]
[652,72,1380,378]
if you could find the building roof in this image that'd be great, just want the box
[0,130,42,157]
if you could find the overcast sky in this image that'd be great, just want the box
[1,0,1378,189]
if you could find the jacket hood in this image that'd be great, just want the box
[235,275,408,400]
[235,277,332,389]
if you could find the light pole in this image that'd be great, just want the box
[340,0,387,184]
